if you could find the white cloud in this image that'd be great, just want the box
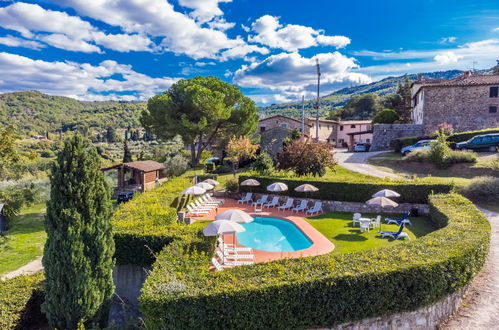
[208,18,236,31]
[241,24,250,32]
[433,51,463,65]
[248,93,292,105]
[440,36,457,44]
[233,52,370,100]
[0,2,156,53]
[0,35,45,50]
[0,52,180,100]
[494,27,499,32]
[178,0,232,23]
[219,43,269,61]
[194,61,216,67]
[248,15,350,51]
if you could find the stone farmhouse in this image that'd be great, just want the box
[411,71,499,135]
[258,114,372,150]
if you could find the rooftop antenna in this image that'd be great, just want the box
[301,95,305,133]
[315,58,321,142]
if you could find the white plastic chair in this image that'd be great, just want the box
[360,221,370,232]
[352,213,362,227]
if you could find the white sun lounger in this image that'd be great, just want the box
[291,200,308,213]
[277,198,294,211]
[252,194,268,206]
[305,201,323,216]
[199,195,220,206]
[218,237,253,253]
[237,192,253,204]
[211,257,228,271]
[263,196,279,208]
[186,205,209,215]
[216,250,254,263]
[206,194,224,204]
[193,200,215,211]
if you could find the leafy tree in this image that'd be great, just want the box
[200,150,213,164]
[106,126,117,143]
[141,76,258,165]
[226,136,258,176]
[0,125,20,177]
[0,184,36,218]
[277,139,337,176]
[429,127,452,169]
[122,139,133,163]
[42,134,115,329]
[251,152,274,175]
[380,76,412,122]
[372,109,399,124]
[329,93,380,120]
[164,154,189,177]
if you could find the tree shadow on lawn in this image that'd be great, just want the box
[334,233,368,242]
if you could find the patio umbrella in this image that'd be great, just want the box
[195,182,214,190]
[203,179,220,186]
[215,209,254,223]
[295,183,319,199]
[203,220,246,262]
[366,197,399,208]
[182,186,206,195]
[372,189,400,198]
[240,178,260,193]
[267,182,288,192]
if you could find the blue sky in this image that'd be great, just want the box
[0,0,498,105]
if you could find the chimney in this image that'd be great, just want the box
[463,71,471,78]
[417,73,422,82]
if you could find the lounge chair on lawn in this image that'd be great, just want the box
[277,198,294,211]
[385,212,412,226]
[263,196,279,208]
[186,205,209,215]
[216,250,254,262]
[237,192,253,204]
[378,223,409,240]
[292,200,308,213]
[305,201,323,216]
[252,195,268,206]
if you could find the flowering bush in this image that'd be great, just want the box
[277,139,336,176]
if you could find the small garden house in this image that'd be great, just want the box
[103,160,167,193]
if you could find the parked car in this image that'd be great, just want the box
[455,134,499,152]
[401,139,436,155]
[354,142,371,152]
[117,191,134,203]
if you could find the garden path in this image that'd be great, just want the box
[335,149,403,180]
[1,257,43,281]
[441,207,499,329]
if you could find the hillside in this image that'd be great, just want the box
[0,91,146,135]
[258,70,465,119]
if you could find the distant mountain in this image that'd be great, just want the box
[257,70,466,119]
[0,91,146,135]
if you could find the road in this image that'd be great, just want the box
[335,149,403,180]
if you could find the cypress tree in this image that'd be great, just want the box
[42,133,115,329]
[123,139,132,163]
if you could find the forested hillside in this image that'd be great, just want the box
[258,70,465,119]
[0,91,146,135]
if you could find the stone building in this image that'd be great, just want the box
[411,71,499,135]
[102,160,168,193]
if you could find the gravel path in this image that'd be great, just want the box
[1,257,43,281]
[335,149,403,180]
[441,208,499,329]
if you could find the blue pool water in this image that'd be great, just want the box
[236,217,312,252]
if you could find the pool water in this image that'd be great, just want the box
[236,217,312,252]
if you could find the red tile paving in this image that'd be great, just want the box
[190,198,334,263]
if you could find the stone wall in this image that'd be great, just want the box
[370,124,423,151]
[324,285,469,330]
[260,127,292,156]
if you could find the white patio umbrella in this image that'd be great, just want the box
[203,178,220,186]
[215,209,254,224]
[372,189,400,198]
[240,179,260,186]
[195,182,214,190]
[182,186,206,195]
[295,184,319,193]
[366,197,399,208]
[267,182,288,192]
[203,220,246,261]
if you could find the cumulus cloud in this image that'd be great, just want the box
[0,2,155,53]
[433,51,463,64]
[440,36,457,44]
[178,0,232,23]
[0,35,45,50]
[219,43,269,62]
[233,52,370,100]
[248,15,351,51]
[0,52,180,100]
[208,18,236,31]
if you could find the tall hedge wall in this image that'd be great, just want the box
[140,194,489,329]
[238,175,455,204]
[447,127,499,143]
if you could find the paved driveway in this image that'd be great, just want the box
[334,149,403,180]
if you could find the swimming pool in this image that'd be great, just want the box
[236,217,312,252]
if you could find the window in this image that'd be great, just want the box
[490,87,498,98]
[351,125,356,129]
[275,120,279,124]
[260,126,266,132]
[490,106,498,113]
[281,123,288,129]
[340,126,344,131]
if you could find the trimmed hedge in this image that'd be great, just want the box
[140,194,490,329]
[238,175,455,204]
[0,273,46,329]
[447,127,499,143]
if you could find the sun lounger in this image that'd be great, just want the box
[263,196,279,208]
[211,257,228,271]
[206,194,224,204]
[218,237,253,253]
[216,250,254,262]
[192,200,214,211]
[305,201,323,216]
[292,200,308,213]
[199,195,220,206]
[186,205,209,215]
[378,222,408,240]
[385,212,412,226]
[277,198,294,211]
[237,192,253,204]
[252,194,268,206]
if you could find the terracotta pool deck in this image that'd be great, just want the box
[191,198,334,263]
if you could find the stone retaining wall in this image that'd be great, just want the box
[370,124,423,151]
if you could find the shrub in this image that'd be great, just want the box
[204,162,216,173]
[0,273,46,329]
[372,109,399,124]
[251,152,274,175]
[164,154,189,177]
[277,139,337,176]
[428,129,452,169]
[225,177,239,192]
[140,194,489,329]
[447,150,477,164]
[403,148,476,166]
[214,164,232,174]
[461,176,499,202]
[403,149,430,163]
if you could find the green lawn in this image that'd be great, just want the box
[0,204,47,275]
[306,211,436,254]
